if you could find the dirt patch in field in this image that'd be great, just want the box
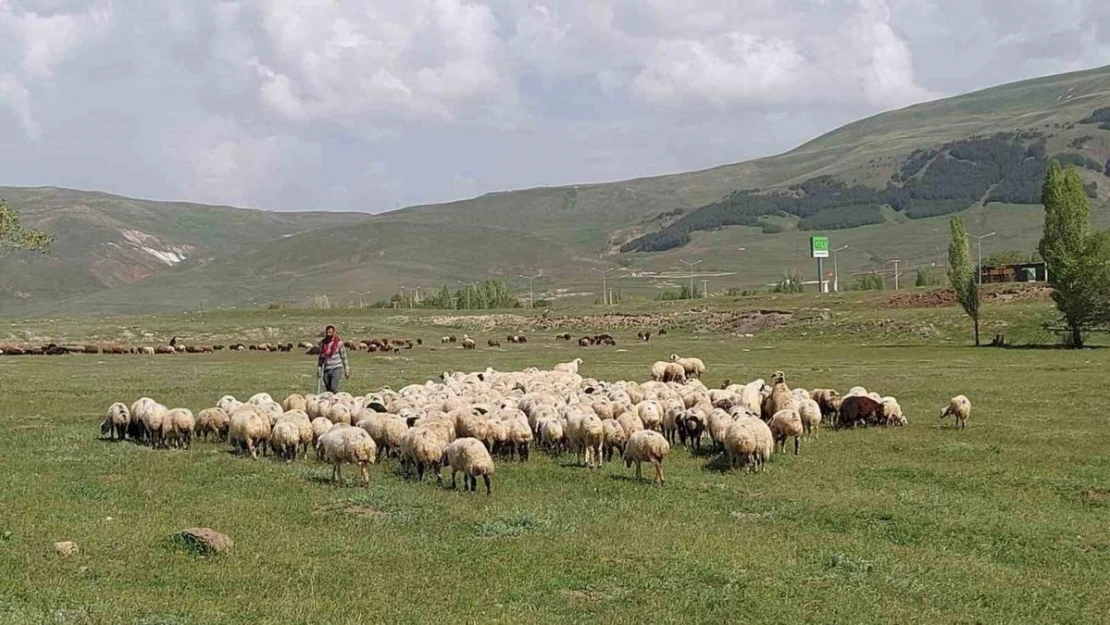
[312,503,388,520]
[882,284,1052,309]
[1083,487,1110,504]
[391,309,793,336]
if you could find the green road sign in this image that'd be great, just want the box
[811,236,829,258]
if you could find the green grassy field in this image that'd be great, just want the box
[1,297,1108,624]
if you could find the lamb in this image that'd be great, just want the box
[881,397,907,427]
[538,419,566,454]
[939,395,971,430]
[229,405,272,459]
[707,408,734,452]
[195,408,230,441]
[623,430,670,485]
[669,354,706,379]
[277,410,314,455]
[554,358,583,375]
[317,426,377,485]
[504,418,533,462]
[441,437,495,495]
[798,398,822,438]
[311,417,335,457]
[568,414,604,468]
[269,421,302,462]
[769,409,804,455]
[161,408,196,450]
[101,403,130,441]
[678,408,708,452]
[601,419,628,462]
[811,389,842,424]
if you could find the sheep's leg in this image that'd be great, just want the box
[417,462,425,482]
[449,469,457,489]
[483,475,491,496]
[635,461,642,480]
[360,463,369,486]
[520,443,529,462]
[247,440,256,459]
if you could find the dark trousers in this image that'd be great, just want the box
[323,368,342,393]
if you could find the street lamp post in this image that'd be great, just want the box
[968,231,997,285]
[593,268,618,305]
[518,272,543,308]
[678,258,702,299]
[887,259,902,290]
[832,245,849,292]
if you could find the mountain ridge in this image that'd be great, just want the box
[3,64,1109,316]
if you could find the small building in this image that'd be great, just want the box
[980,262,1047,284]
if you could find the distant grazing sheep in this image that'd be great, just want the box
[940,395,971,430]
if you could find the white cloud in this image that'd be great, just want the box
[0,0,1105,212]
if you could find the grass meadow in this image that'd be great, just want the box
[1,294,1109,624]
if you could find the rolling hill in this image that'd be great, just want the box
[3,65,1110,316]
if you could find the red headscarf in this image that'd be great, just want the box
[319,330,341,361]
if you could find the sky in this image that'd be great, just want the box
[1,1,1107,213]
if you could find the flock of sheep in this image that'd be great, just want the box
[100,354,972,494]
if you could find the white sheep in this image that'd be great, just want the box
[195,408,230,442]
[269,421,301,462]
[101,403,130,441]
[317,425,377,486]
[881,397,907,427]
[161,408,195,449]
[229,405,271,459]
[441,437,495,495]
[538,419,566,454]
[769,409,804,455]
[669,354,706,379]
[554,358,583,375]
[724,417,773,472]
[282,393,307,413]
[623,430,670,484]
[400,425,449,482]
[798,398,822,438]
[601,419,628,463]
[940,395,971,430]
[277,410,314,455]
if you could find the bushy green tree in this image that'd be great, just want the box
[0,199,51,259]
[948,216,981,346]
[1038,162,1110,347]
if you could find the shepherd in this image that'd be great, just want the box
[317,325,350,394]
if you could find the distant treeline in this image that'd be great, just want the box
[623,130,1102,253]
[1080,106,1110,130]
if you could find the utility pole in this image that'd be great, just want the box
[701,279,709,299]
[399,286,408,308]
[593,267,618,305]
[933,227,940,268]
[518,272,543,308]
[968,231,997,285]
[678,258,702,299]
[887,260,902,290]
[832,245,849,292]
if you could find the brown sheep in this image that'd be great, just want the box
[837,395,883,428]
